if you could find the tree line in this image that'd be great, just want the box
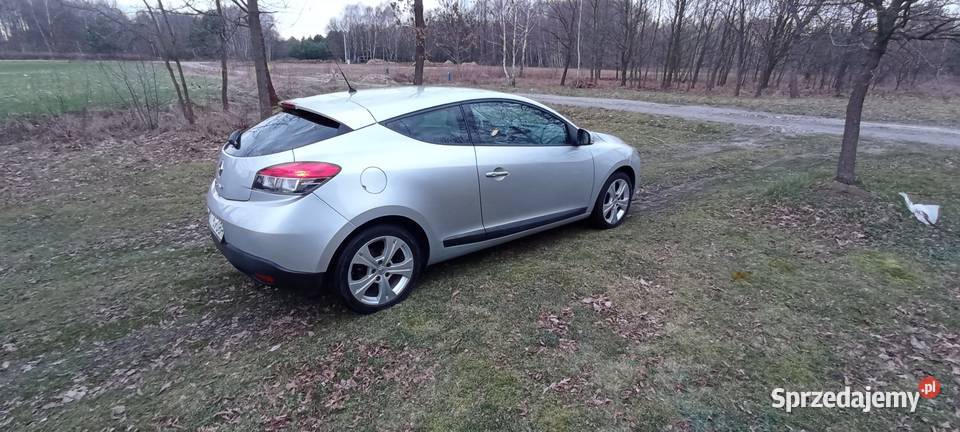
[326,0,960,95]
[4,0,957,97]
[1,0,958,186]
[0,0,334,61]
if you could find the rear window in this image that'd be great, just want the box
[224,110,349,157]
[383,105,470,144]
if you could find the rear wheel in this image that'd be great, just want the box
[591,172,633,229]
[332,224,422,314]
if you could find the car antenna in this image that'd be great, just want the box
[333,59,357,94]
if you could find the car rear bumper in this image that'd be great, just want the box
[206,181,354,275]
[212,233,322,286]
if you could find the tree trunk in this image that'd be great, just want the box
[734,65,745,96]
[499,1,511,84]
[575,0,583,83]
[142,0,193,124]
[215,0,229,111]
[787,55,803,99]
[246,0,276,119]
[27,0,54,54]
[160,59,187,119]
[832,58,849,97]
[788,69,800,98]
[560,50,571,86]
[836,47,884,185]
[157,0,194,124]
[620,52,629,86]
[413,0,425,85]
[754,61,776,97]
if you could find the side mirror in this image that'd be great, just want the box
[227,129,242,149]
[576,128,592,146]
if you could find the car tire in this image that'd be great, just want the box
[331,224,423,314]
[591,171,633,229]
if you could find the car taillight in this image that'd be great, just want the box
[253,162,341,195]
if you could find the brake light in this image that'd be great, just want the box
[253,162,341,195]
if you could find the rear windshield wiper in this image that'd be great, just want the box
[227,129,242,149]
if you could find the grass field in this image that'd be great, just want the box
[3,60,959,129]
[0,60,219,118]
[0,106,957,430]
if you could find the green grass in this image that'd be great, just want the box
[0,108,957,430]
[0,60,219,118]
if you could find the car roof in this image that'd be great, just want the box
[285,86,554,130]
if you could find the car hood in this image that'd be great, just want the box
[591,131,625,145]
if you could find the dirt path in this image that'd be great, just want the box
[524,93,960,147]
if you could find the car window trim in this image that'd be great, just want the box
[380,102,474,146]
[378,98,578,147]
[460,99,575,147]
[283,108,352,133]
[226,110,352,157]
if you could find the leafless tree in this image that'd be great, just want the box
[753,0,824,96]
[616,0,646,87]
[835,0,960,185]
[232,0,278,119]
[547,0,579,85]
[432,0,476,64]
[214,0,231,110]
[141,0,194,124]
[661,0,689,89]
[98,60,162,128]
[414,0,425,84]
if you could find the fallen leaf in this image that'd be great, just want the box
[111,405,126,418]
[911,337,929,351]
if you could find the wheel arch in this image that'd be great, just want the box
[588,164,636,214]
[613,164,636,188]
[323,214,431,274]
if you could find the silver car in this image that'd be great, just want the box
[207,87,640,313]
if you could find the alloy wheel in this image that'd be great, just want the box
[602,178,630,224]
[347,235,415,306]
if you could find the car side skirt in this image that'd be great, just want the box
[442,207,588,247]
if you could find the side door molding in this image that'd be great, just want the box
[442,207,587,247]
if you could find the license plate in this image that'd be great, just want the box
[208,212,224,242]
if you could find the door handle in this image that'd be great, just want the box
[485,170,509,178]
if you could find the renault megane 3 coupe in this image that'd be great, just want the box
[207,87,640,313]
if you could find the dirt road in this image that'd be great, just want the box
[524,93,960,147]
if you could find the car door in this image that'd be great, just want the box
[465,100,594,233]
[379,105,485,244]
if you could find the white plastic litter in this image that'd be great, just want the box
[899,192,940,226]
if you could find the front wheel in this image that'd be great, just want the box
[591,172,633,229]
[332,225,422,314]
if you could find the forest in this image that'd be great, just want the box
[2,0,958,95]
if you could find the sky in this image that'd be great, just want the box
[114,0,439,39]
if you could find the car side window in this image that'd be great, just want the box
[383,105,470,144]
[465,101,569,146]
